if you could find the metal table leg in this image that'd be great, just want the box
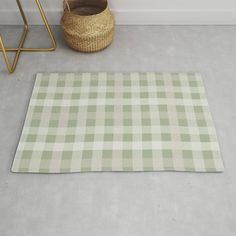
[0,0,57,73]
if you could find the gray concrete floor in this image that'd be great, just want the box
[0,26,236,236]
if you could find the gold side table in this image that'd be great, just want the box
[0,0,57,73]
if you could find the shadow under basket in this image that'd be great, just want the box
[61,0,115,52]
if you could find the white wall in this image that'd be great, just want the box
[1,0,236,25]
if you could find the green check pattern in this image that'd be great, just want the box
[12,72,224,173]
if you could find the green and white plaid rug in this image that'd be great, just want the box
[12,72,224,173]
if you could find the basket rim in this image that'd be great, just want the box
[65,1,109,18]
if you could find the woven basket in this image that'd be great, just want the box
[61,0,115,52]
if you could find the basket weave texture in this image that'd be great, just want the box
[61,0,115,52]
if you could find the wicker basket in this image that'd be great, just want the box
[61,0,115,52]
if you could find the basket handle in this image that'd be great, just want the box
[63,0,71,12]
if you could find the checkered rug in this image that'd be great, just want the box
[12,72,224,173]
